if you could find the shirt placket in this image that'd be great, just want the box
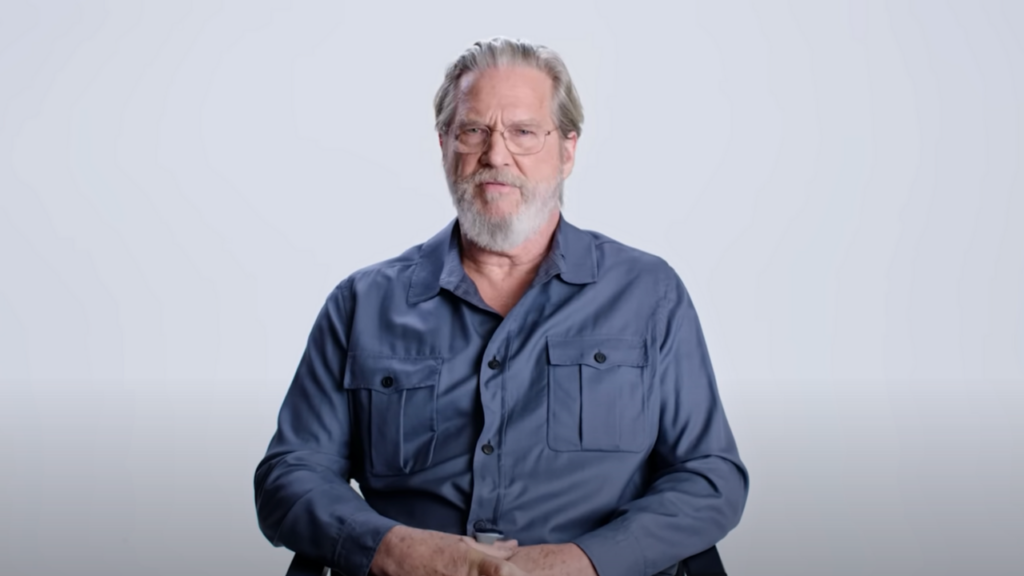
[451,249,561,539]
[464,289,545,539]
[466,323,507,538]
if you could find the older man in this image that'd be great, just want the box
[254,37,749,576]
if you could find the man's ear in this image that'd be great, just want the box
[560,132,578,179]
[438,133,444,149]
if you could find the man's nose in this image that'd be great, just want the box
[481,130,514,167]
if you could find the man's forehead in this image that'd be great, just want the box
[454,66,553,121]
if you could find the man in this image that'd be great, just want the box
[254,37,749,576]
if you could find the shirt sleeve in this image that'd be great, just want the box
[254,279,400,576]
[573,270,750,576]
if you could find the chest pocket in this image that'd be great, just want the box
[546,336,648,452]
[343,354,442,476]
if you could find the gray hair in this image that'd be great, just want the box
[433,37,584,140]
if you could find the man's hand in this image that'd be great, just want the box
[369,525,530,576]
[506,543,598,576]
[470,539,598,576]
[460,535,521,558]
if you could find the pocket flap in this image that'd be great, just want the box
[343,354,442,394]
[547,337,647,369]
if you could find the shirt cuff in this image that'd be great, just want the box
[572,524,646,576]
[331,511,402,576]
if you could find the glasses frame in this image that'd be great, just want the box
[450,124,558,156]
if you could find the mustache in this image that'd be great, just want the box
[456,169,529,189]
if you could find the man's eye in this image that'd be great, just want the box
[514,128,536,136]
[463,127,484,135]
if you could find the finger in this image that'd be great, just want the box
[477,555,529,576]
[460,535,518,548]
[461,535,516,548]
[492,539,519,549]
[463,538,516,560]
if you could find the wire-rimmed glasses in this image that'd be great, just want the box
[451,124,557,155]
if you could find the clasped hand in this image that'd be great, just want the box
[370,526,597,576]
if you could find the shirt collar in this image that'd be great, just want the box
[407,212,597,305]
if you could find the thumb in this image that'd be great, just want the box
[462,536,517,560]
[492,539,519,550]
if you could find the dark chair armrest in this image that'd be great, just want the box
[679,544,726,575]
[286,553,327,576]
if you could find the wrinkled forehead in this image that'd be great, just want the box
[454,66,555,125]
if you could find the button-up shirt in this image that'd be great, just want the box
[254,214,749,576]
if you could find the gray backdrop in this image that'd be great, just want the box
[1,1,1021,574]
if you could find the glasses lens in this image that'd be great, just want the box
[507,128,543,154]
[455,127,487,152]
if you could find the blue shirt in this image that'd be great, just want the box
[254,214,749,576]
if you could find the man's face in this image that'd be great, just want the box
[442,65,577,252]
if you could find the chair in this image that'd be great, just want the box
[284,544,726,575]
[679,545,727,575]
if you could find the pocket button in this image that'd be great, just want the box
[381,376,394,388]
[594,351,606,364]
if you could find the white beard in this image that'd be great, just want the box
[446,166,564,253]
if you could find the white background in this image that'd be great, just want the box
[1,1,1021,574]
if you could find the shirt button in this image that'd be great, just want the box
[481,443,495,455]
[487,358,501,370]
[473,520,489,532]
[381,376,394,388]
[594,351,607,363]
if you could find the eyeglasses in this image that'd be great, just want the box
[451,124,557,156]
